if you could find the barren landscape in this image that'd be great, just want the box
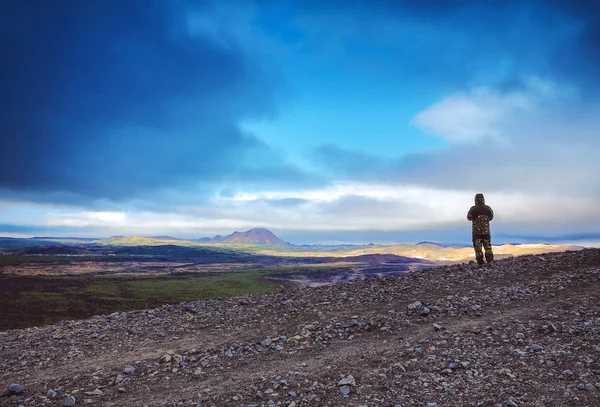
[2,248,599,407]
[0,234,583,330]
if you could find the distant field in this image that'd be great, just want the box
[0,271,281,330]
[0,255,134,265]
[0,256,367,330]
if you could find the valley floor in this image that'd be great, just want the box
[1,249,600,407]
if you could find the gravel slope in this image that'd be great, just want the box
[1,249,599,407]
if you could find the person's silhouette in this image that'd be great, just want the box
[467,193,494,267]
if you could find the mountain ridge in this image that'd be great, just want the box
[193,227,289,246]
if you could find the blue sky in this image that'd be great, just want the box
[1,0,599,244]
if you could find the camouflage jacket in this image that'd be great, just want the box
[467,203,494,237]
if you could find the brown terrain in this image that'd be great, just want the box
[1,249,600,407]
[265,243,585,263]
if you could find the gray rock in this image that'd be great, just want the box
[260,338,272,346]
[185,304,198,313]
[64,396,76,406]
[340,386,351,396]
[47,389,57,398]
[421,307,431,316]
[123,365,136,374]
[288,391,297,397]
[407,301,422,310]
[578,383,586,390]
[8,384,25,395]
[531,344,544,352]
[507,399,518,407]
[338,375,356,386]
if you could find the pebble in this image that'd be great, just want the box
[64,396,76,406]
[123,365,136,374]
[8,384,25,395]
[159,354,171,363]
[515,333,525,340]
[185,304,198,313]
[531,344,544,352]
[421,307,431,316]
[507,400,518,407]
[288,391,297,397]
[260,338,272,346]
[407,301,422,310]
[338,375,356,386]
[340,386,351,396]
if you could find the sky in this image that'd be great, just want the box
[1,0,599,245]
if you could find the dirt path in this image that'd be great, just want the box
[1,249,600,407]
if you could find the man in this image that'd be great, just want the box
[467,193,494,267]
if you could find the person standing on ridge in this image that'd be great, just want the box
[467,193,494,267]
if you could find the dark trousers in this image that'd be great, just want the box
[473,235,494,265]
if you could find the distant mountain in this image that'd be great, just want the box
[194,228,288,246]
[221,228,288,246]
[416,241,442,246]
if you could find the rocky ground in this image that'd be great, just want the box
[1,249,599,407]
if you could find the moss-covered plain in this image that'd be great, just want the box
[0,272,280,330]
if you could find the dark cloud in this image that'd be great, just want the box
[281,0,600,93]
[548,0,600,87]
[0,0,308,202]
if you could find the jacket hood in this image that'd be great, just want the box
[475,193,485,205]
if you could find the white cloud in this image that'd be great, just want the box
[410,78,568,143]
